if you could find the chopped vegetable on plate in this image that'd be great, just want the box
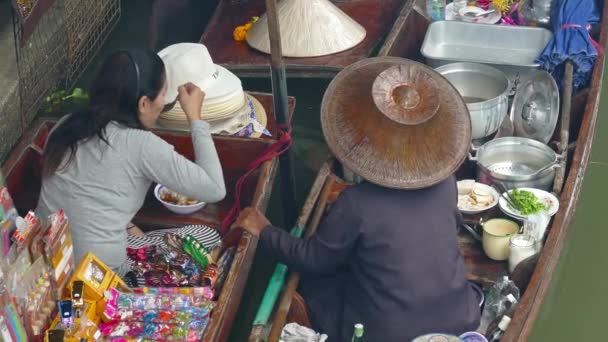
[509,189,549,215]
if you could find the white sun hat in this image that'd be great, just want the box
[158,43,242,105]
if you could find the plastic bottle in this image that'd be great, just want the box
[426,0,446,21]
[351,323,365,342]
[498,294,519,318]
[478,277,520,334]
[489,316,511,341]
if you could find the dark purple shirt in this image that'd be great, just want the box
[260,176,480,341]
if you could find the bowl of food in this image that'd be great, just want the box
[154,184,206,215]
[498,187,559,220]
[457,180,499,214]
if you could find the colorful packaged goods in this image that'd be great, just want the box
[43,210,75,293]
[100,319,209,341]
[97,288,215,341]
[0,185,18,223]
[45,254,125,341]
[67,252,126,302]
[44,252,218,341]
[1,302,28,342]
[1,254,57,341]
[12,211,39,249]
[127,246,203,288]
[214,246,235,293]
[0,182,19,258]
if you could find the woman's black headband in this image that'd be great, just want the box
[120,50,141,98]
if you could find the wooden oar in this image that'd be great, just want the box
[249,162,332,341]
[265,0,297,223]
[266,175,338,342]
[553,61,574,194]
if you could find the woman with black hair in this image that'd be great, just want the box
[36,49,226,277]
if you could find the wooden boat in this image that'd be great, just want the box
[1,91,295,342]
[200,0,408,78]
[249,1,608,341]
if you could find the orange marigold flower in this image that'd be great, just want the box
[233,25,248,41]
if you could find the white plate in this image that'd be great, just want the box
[498,187,559,220]
[445,3,501,24]
[457,180,500,214]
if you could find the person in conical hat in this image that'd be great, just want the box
[232,58,481,341]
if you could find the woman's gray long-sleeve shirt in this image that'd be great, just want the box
[36,119,226,275]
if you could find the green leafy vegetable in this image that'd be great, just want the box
[510,189,548,215]
[44,87,89,114]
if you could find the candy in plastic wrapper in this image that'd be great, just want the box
[199,286,215,301]
[158,310,177,323]
[109,322,135,337]
[127,323,145,337]
[143,310,159,322]
[202,263,219,288]
[117,292,194,311]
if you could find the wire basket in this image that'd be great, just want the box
[11,0,121,127]
[12,0,67,126]
[63,0,121,88]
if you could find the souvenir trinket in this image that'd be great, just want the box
[57,300,74,328]
[182,235,212,269]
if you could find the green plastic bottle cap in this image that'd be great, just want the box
[354,323,364,337]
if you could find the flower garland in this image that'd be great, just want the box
[476,0,491,10]
[492,0,516,14]
[233,16,260,42]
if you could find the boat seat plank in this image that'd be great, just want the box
[200,0,407,78]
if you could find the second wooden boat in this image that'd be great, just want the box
[2,113,284,341]
[200,0,408,78]
[249,0,608,339]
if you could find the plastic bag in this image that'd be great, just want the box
[524,213,551,252]
[478,276,520,333]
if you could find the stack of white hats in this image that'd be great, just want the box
[158,43,268,137]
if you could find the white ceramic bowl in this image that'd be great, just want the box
[498,187,559,220]
[459,6,485,22]
[457,180,500,214]
[154,184,206,215]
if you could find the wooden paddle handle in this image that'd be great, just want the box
[553,61,573,194]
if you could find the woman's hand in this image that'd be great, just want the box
[178,82,205,122]
[231,207,271,237]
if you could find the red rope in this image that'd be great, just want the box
[220,123,293,235]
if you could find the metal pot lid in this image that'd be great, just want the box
[511,70,559,144]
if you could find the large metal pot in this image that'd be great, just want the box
[519,0,554,28]
[436,63,509,140]
[470,137,561,190]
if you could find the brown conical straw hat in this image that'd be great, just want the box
[246,0,366,58]
[321,57,472,189]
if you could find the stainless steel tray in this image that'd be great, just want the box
[421,21,552,84]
